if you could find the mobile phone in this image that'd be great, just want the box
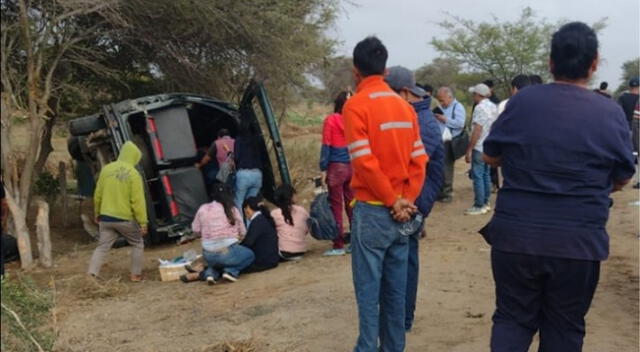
[432,107,444,115]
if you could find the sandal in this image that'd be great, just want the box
[180,272,200,283]
[184,264,197,273]
[129,274,144,282]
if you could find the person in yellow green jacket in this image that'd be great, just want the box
[88,141,148,282]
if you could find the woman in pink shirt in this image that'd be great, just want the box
[271,185,310,261]
[185,184,254,284]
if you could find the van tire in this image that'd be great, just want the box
[68,136,85,161]
[69,115,106,136]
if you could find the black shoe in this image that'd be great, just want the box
[633,182,640,189]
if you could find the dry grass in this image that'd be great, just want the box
[200,340,260,352]
[59,275,130,301]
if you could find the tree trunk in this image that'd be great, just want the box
[5,192,34,269]
[35,200,52,268]
[33,116,55,177]
[58,161,68,228]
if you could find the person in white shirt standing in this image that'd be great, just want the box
[465,83,498,215]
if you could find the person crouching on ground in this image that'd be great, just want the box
[344,36,427,352]
[240,196,279,273]
[464,83,498,215]
[186,184,254,285]
[319,90,355,257]
[481,22,635,351]
[271,185,310,261]
[384,66,445,332]
[88,141,148,282]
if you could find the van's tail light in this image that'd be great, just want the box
[161,175,180,217]
[146,116,165,161]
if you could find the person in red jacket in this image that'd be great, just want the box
[320,90,354,256]
[343,36,427,352]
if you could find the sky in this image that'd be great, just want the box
[329,0,640,89]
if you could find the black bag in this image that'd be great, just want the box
[450,102,469,160]
[451,130,469,160]
[307,192,338,241]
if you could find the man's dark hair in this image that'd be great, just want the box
[599,81,608,90]
[550,22,598,81]
[334,91,351,113]
[482,79,495,88]
[353,36,388,77]
[529,75,543,85]
[417,83,433,95]
[217,128,230,138]
[511,74,531,90]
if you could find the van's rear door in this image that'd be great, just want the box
[239,80,292,201]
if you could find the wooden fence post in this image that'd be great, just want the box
[35,200,52,268]
[58,161,68,228]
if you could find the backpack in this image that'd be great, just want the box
[216,144,235,183]
[307,192,338,241]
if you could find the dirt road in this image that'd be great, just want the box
[20,164,640,352]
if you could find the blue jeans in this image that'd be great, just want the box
[405,235,419,331]
[351,202,409,352]
[234,169,262,211]
[471,150,491,207]
[200,243,255,280]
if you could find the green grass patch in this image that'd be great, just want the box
[1,276,55,352]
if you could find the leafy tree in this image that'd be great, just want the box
[312,56,354,102]
[415,57,461,90]
[430,7,606,97]
[1,0,121,268]
[614,57,640,97]
[114,0,338,112]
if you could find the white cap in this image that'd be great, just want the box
[468,83,491,97]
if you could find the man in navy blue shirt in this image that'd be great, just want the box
[481,22,635,351]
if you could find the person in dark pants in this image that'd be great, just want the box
[240,196,279,273]
[384,65,445,332]
[617,76,639,188]
[434,87,466,202]
[319,91,354,256]
[481,22,635,351]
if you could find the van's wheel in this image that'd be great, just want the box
[132,135,154,177]
[112,237,129,248]
[69,115,106,136]
[67,136,85,161]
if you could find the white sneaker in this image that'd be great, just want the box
[483,204,492,212]
[206,276,216,286]
[222,272,238,283]
[465,206,487,215]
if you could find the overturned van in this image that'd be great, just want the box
[68,80,291,244]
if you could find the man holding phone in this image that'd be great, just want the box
[434,87,466,202]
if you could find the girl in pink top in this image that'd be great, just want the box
[271,185,310,260]
[186,184,254,285]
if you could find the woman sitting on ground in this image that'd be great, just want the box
[182,184,254,284]
[240,196,279,273]
[271,185,310,261]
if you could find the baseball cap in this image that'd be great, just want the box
[385,66,427,97]
[468,83,491,97]
[630,77,639,88]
